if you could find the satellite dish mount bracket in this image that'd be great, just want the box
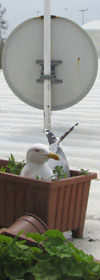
[36,60,63,84]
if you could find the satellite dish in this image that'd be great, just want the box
[2,16,98,111]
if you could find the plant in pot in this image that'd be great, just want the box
[0,229,100,280]
[0,124,97,237]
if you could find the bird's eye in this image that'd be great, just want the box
[34,149,40,152]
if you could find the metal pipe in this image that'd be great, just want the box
[44,0,51,129]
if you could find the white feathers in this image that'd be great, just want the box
[20,143,59,180]
[45,130,70,178]
[20,124,78,181]
[45,124,78,178]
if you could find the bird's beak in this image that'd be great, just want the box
[48,152,60,161]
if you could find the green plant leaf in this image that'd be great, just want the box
[6,154,25,175]
[0,230,100,279]
[80,168,89,175]
[0,166,7,172]
[26,233,45,243]
[52,165,68,180]
[43,230,66,241]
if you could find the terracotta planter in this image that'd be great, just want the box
[94,259,100,264]
[0,159,97,237]
[8,213,48,234]
[0,213,48,246]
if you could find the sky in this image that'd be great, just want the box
[1,0,100,37]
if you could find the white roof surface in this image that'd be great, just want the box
[82,21,100,57]
[83,20,100,30]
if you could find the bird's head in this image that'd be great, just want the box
[26,143,60,164]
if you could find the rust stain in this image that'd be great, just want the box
[78,57,80,62]
[77,57,80,71]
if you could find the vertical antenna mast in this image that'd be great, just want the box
[44,0,51,129]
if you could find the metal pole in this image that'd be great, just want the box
[44,0,51,129]
[36,10,40,17]
[64,8,68,15]
[78,9,88,25]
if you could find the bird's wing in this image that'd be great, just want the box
[57,123,79,144]
[45,123,79,178]
[49,144,70,177]
[45,129,57,145]
[45,123,79,146]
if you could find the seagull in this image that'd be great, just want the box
[45,123,79,178]
[20,143,60,180]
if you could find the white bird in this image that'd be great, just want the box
[45,123,79,178]
[20,143,60,180]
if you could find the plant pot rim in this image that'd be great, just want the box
[0,159,97,179]
[0,228,38,247]
[0,168,97,185]
[94,259,100,263]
